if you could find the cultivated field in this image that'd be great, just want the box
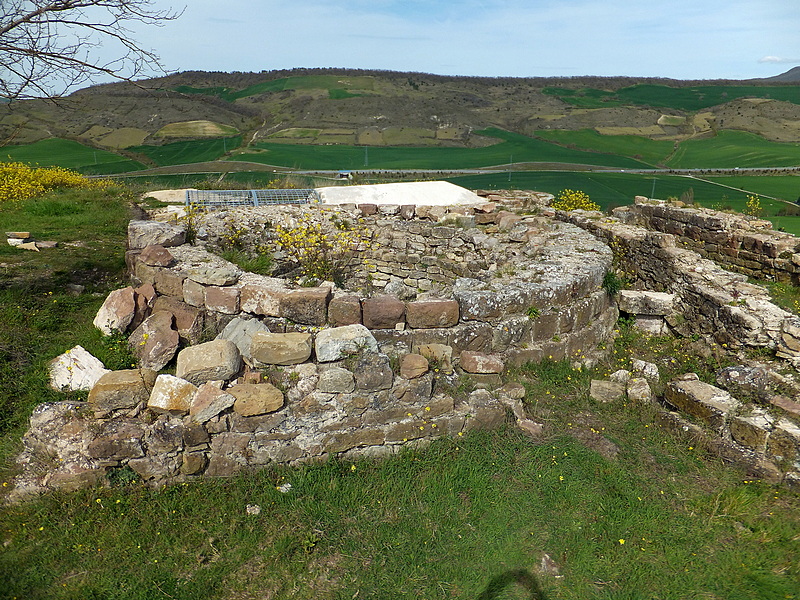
[1,138,145,174]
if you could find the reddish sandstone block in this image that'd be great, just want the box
[406,299,459,328]
[362,295,405,329]
[328,295,362,326]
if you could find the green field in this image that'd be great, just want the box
[666,130,800,169]
[535,129,674,165]
[128,136,242,167]
[546,84,800,111]
[446,170,800,233]
[0,138,145,173]
[173,75,375,103]
[230,128,649,170]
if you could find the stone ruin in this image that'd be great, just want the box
[8,189,800,500]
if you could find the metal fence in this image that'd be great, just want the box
[185,188,320,209]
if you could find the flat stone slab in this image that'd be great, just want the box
[665,377,740,429]
[128,220,186,249]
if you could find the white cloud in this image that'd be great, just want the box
[759,56,800,64]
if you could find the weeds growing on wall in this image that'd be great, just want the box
[274,213,373,286]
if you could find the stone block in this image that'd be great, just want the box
[239,274,287,317]
[87,369,157,411]
[128,310,179,371]
[406,299,459,328]
[416,343,453,374]
[87,420,145,460]
[590,380,626,403]
[323,429,386,454]
[146,414,185,454]
[181,452,208,475]
[204,285,240,314]
[664,378,740,430]
[317,367,356,393]
[459,351,504,374]
[362,294,406,329]
[153,268,186,298]
[315,324,379,362]
[182,278,205,307]
[185,263,241,286]
[730,413,771,451]
[127,220,186,249]
[216,316,271,365]
[354,353,394,391]
[148,374,198,414]
[626,378,653,403]
[230,383,285,417]
[93,286,137,335]
[190,382,236,423]
[176,339,243,385]
[152,296,204,345]
[618,290,676,316]
[328,295,362,326]
[49,345,109,392]
[767,419,800,462]
[138,244,175,267]
[279,287,330,326]
[400,353,429,379]
[130,283,156,331]
[250,332,312,366]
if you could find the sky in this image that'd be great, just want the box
[116,0,800,81]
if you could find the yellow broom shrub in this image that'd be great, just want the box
[0,162,110,205]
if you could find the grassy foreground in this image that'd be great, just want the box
[0,185,798,599]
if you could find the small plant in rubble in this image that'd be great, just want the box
[274,213,373,286]
[551,189,600,212]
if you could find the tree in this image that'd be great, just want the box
[0,1,182,101]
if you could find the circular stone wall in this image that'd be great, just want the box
[186,201,617,365]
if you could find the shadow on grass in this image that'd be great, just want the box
[476,569,550,600]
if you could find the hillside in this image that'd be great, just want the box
[3,68,800,157]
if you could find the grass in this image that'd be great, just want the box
[230,128,649,170]
[0,185,135,449]
[666,130,800,169]
[535,129,674,166]
[545,84,800,111]
[0,138,145,174]
[617,84,800,111]
[128,136,243,167]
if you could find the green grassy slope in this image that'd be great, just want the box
[128,136,242,167]
[666,131,800,168]
[535,129,675,165]
[174,75,375,102]
[230,128,649,170]
[545,84,800,111]
[1,138,145,174]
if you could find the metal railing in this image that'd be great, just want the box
[185,188,320,209]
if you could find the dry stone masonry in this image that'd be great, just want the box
[13,189,800,499]
[10,193,617,500]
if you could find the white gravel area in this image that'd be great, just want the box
[317,181,483,206]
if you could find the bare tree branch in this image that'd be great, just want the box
[0,0,183,101]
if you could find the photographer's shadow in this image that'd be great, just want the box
[476,569,550,600]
